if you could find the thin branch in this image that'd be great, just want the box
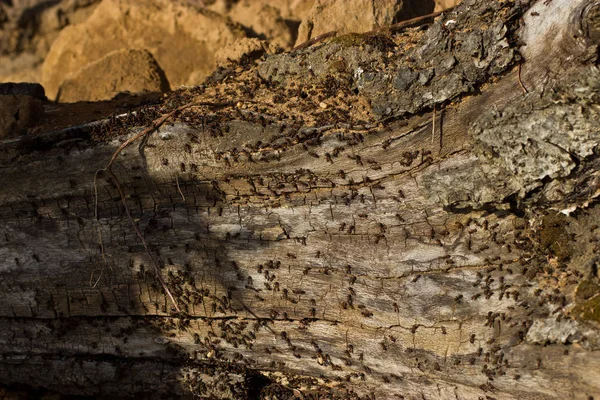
[176,175,186,203]
[431,105,436,145]
[439,108,444,152]
[518,63,528,94]
[90,269,103,289]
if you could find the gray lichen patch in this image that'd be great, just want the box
[471,67,600,201]
[526,318,599,350]
[417,155,521,210]
[471,102,598,194]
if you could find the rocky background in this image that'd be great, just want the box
[0,0,460,103]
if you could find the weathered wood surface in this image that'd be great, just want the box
[1,0,600,398]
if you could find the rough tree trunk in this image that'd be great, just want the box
[1,0,600,398]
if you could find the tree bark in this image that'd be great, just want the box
[1,0,600,398]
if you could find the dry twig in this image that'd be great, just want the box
[518,63,528,94]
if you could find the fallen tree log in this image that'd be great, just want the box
[1,0,599,398]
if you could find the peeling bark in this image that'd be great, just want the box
[1,0,600,399]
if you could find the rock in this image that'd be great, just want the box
[0,94,44,139]
[56,49,170,102]
[435,0,462,12]
[0,53,43,84]
[280,0,317,21]
[207,0,316,24]
[205,0,315,50]
[228,1,295,49]
[0,0,100,84]
[294,0,462,47]
[0,82,46,100]
[0,83,46,138]
[246,0,315,21]
[41,0,246,100]
[295,0,404,47]
[0,5,7,28]
[526,318,600,349]
[215,38,279,68]
[0,0,100,57]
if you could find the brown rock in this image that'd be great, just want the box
[434,0,461,12]
[56,49,170,103]
[215,38,280,68]
[207,0,315,23]
[0,0,100,84]
[228,1,295,49]
[295,0,405,46]
[0,0,100,57]
[0,95,44,139]
[41,0,246,100]
[278,0,317,21]
[0,4,7,28]
[294,0,458,47]
[0,83,46,100]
